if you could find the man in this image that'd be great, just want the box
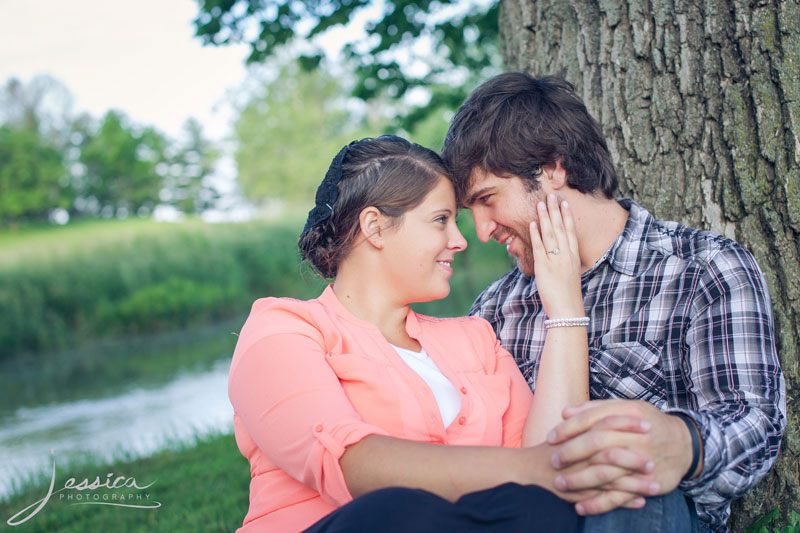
[441,72,786,532]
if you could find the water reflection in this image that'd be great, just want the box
[0,358,232,499]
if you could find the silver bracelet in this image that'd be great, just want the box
[544,316,590,329]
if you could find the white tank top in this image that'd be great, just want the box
[391,344,461,428]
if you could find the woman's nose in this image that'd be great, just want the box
[449,224,468,252]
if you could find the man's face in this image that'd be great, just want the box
[463,169,546,276]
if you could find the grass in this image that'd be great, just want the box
[0,213,512,359]
[0,217,204,264]
[1,215,796,532]
[0,213,513,418]
[0,431,250,532]
[0,215,325,358]
[1,429,796,532]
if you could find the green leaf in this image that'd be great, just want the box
[746,508,780,533]
[192,0,503,130]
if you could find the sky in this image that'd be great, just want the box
[0,0,251,141]
[0,0,483,144]
[0,0,383,219]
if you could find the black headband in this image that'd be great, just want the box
[302,135,409,236]
[301,139,361,236]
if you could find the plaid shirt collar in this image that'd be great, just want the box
[523,198,652,300]
[596,198,652,277]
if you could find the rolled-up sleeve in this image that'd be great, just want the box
[229,330,389,507]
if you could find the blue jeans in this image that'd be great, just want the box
[305,482,580,532]
[582,490,712,533]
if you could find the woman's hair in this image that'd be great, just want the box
[298,135,446,278]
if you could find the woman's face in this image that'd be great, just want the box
[380,177,468,304]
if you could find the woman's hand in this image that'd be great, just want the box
[529,193,584,319]
[523,193,589,445]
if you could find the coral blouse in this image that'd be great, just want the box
[229,286,534,532]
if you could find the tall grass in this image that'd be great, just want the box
[0,216,326,358]
[0,215,513,360]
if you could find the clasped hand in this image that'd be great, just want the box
[545,399,695,515]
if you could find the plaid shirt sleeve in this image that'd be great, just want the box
[668,244,786,525]
[469,287,493,321]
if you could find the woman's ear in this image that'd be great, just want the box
[359,207,385,249]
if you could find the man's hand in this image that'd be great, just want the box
[546,399,698,513]
[523,440,654,515]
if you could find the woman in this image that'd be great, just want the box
[229,136,589,532]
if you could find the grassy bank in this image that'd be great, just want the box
[1,432,249,532]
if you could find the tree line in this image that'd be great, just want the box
[0,76,220,227]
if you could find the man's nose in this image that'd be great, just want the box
[472,210,496,243]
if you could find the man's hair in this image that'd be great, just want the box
[441,72,617,203]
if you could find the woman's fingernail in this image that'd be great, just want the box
[562,200,569,208]
[547,429,556,443]
[538,201,546,211]
[555,476,567,490]
[548,193,557,202]
[575,503,586,516]
[649,482,660,495]
[551,453,562,468]
[640,420,651,431]
[645,461,655,473]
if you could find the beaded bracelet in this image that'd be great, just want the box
[543,317,590,329]
[673,413,701,482]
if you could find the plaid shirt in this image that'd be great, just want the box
[470,199,786,532]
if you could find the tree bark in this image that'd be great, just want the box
[499,0,799,529]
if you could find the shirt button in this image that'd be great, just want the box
[314,424,323,433]
[458,416,466,425]
[460,387,467,394]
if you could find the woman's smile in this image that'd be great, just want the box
[436,260,454,274]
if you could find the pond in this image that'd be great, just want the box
[0,358,233,499]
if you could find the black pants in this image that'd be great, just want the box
[305,482,580,532]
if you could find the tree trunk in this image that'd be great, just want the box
[498,0,799,529]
